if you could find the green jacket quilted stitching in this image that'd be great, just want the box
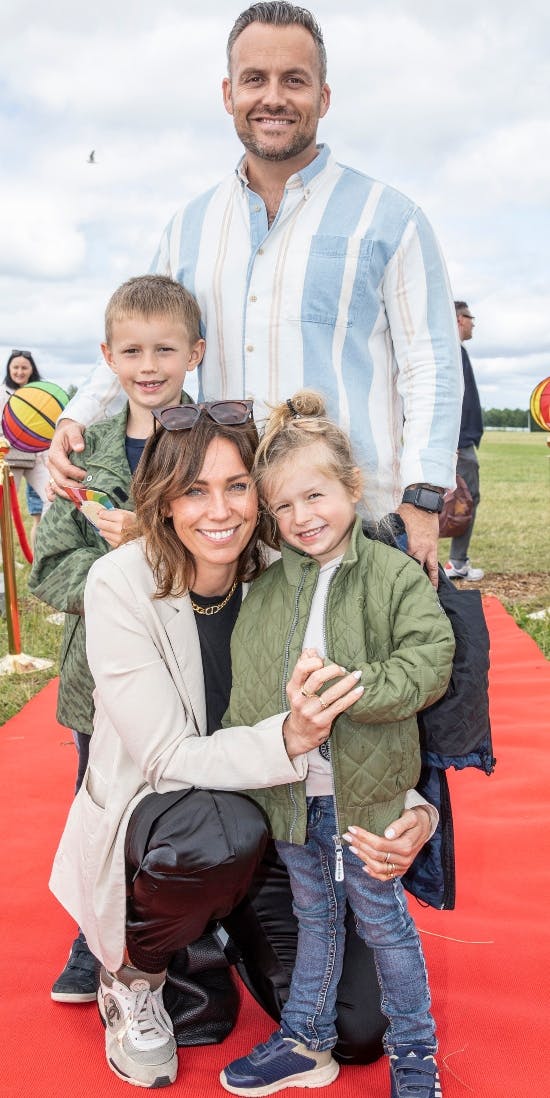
[225,517,455,841]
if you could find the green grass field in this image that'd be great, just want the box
[1,430,548,725]
[441,429,549,573]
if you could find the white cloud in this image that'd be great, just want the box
[0,188,87,278]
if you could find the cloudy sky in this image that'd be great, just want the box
[1,0,548,410]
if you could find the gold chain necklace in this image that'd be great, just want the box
[190,579,238,616]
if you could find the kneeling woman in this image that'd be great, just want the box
[49,403,433,1089]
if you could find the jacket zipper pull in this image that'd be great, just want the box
[333,836,345,882]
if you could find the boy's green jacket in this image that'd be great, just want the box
[224,517,456,841]
[29,407,135,735]
[30,395,193,735]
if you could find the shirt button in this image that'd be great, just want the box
[246,344,254,353]
[249,295,257,303]
[252,204,261,213]
[258,247,264,255]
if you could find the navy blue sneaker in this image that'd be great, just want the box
[220,1031,339,1096]
[51,931,99,1003]
[390,1050,442,1097]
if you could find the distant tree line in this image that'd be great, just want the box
[482,408,529,428]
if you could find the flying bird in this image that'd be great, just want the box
[87,150,96,163]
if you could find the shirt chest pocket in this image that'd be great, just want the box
[297,235,374,327]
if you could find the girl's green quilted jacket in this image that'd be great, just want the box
[225,517,455,842]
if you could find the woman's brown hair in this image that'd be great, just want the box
[130,414,265,598]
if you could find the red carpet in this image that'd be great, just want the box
[1,595,548,1097]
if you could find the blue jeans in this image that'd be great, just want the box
[276,797,436,1055]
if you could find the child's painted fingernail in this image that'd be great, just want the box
[353,669,362,679]
[354,685,364,695]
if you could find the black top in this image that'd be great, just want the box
[190,583,243,735]
[458,345,483,449]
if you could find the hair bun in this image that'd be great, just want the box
[285,389,326,420]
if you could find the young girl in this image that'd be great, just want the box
[221,391,455,1098]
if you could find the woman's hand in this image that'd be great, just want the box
[343,806,432,881]
[282,649,364,759]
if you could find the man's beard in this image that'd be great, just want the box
[235,119,316,163]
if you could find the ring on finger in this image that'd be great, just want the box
[300,687,315,698]
[387,862,398,876]
[318,696,329,710]
[384,851,391,863]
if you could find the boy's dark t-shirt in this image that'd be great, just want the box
[125,435,147,474]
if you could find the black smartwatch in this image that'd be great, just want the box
[401,487,444,513]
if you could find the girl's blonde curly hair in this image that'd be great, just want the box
[254,389,366,546]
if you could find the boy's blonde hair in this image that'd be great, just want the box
[254,389,365,543]
[104,274,202,345]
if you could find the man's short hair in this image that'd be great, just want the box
[226,2,327,85]
[454,300,469,315]
[105,275,202,345]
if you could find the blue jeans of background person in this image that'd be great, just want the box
[25,482,43,516]
[275,797,436,1055]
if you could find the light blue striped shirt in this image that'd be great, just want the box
[67,145,462,517]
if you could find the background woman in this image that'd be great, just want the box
[1,349,50,544]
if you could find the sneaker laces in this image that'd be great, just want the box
[122,979,172,1051]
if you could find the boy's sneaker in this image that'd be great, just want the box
[51,931,99,1002]
[444,558,484,581]
[390,1050,442,1098]
[220,1031,339,1095]
[98,964,177,1088]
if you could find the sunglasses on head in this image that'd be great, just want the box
[11,349,33,360]
[152,400,254,432]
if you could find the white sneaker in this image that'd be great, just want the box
[444,558,484,581]
[98,964,177,1088]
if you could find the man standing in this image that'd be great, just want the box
[444,301,484,581]
[48,1,462,587]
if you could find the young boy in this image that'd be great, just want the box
[29,274,204,1001]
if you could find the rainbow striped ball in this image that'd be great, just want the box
[530,376,550,431]
[2,381,69,452]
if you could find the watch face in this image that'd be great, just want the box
[418,489,443,512]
